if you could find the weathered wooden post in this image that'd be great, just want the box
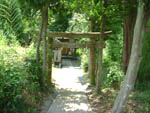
[47,37,53,84]
[88,20,96,86]
[96,15,105,94]
[96,40,104,94]
[89,39,96,86]
[46,31,111,86]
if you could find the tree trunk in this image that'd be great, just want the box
[111,2,147,113]
[122,14,136,73]
[89,20,96,85]
[42,6,48,87]
[47,38,53,84]
[36,18,43,86]
[36,8,45,86]
[96,16,105,94]
[36,5,49,88]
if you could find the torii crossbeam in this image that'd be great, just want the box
[47,31,112,38]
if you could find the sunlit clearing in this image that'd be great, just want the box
[64,103,89,111]
[52,67,87,91]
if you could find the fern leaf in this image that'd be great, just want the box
[0,0,23,35]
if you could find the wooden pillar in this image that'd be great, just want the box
[89,20,96,86]
[47,37,53,84]
[89,40,96,85]
[96,42,103,93]
[96,14,105,94]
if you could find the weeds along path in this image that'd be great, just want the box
[47,59,92,113]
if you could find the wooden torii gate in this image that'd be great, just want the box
[47,31,112,84]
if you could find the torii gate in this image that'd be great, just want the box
[47,31,112,84]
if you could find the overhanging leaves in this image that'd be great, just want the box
[0,0,23,36]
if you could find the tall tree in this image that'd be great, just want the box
[96,15,105,93]
[41,5,49,88]
[122,16,136,72]
[96,0,107,93]
[18,0,58,88]
[122,1,137,72]
[111,1,149,112]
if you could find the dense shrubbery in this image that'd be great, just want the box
[0,37,48,113]
[79,48,125,88]
[138,31,150,82]
[78,49,89,72]
[103,32,124,88]
[79,29,124,88]
[104,62,124,88]
[132,86,150,112]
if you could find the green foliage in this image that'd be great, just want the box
[0,0,149,112]
[0,0,23,38]
[79,49,89,72]
[49,2,72,32]
[136,30,150,112]
[67,13,90,32]
[138,26,150,82]
[104,62,124,88]
[132,89,150,112]
[72,0,102,19]
[0,40,25,113]
[66,13,90,72]
[18,0,59,10]
[102,21,124,88]
[0,38,48,113]
[104,31,123,62]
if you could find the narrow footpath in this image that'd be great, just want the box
[47,59,92,113]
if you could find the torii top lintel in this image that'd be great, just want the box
[47,31,112,38]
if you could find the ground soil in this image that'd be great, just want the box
[86,86,145,113]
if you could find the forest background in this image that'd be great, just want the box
[0,0,150,113]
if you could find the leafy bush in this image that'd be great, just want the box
[77,48,89,72]
[104,62,124,88]
[102,27,124,88]
[138,31,150,82]
[0,39,46,113]
[0,41,26,112]
[132,89,150,112]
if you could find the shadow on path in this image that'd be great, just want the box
[47,59,92,113]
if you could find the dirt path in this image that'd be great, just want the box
[47,59,92,113]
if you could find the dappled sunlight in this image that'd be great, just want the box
[64,103,89,112]
[52,65,87,92]
[48,88,92,113]
[54,90,91,112]
[48,59,92,113]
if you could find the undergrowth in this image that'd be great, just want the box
[0,38,51,113]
